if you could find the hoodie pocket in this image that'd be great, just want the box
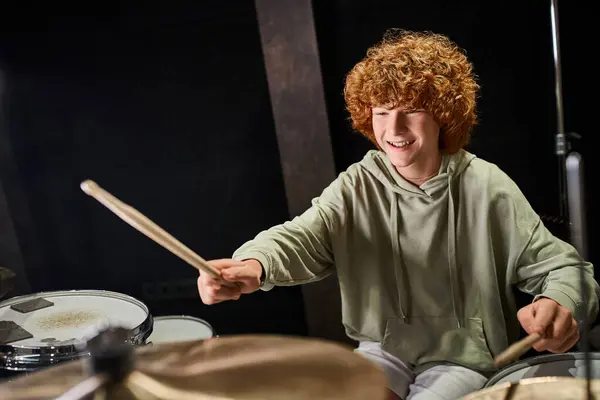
[381,316,495,371]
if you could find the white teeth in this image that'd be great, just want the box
[388,140,413,148]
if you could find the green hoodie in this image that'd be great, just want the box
[232,149,599,374]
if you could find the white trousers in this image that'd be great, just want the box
[356,341,488,399]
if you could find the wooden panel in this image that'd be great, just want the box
[254,0,352,344]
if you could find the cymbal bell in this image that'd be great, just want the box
[0,334,388,400]
[462,376,600,399]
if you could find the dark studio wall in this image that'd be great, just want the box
[0,0,596,346]
[0,2,307,337]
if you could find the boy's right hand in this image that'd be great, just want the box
[197,258,263,304]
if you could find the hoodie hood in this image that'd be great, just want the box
[360,149,476,197]
[359,148,477,329]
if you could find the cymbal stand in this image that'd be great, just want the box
[551,1,593,399]
[56,327,136,400]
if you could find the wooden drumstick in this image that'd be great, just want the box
[80,180,220,279]
[493,332,542,368]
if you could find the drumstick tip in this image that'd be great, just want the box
[493,332,542,368]
[80,180,96,194]
[493,357,509,368]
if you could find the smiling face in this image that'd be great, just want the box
[372,105,442,182]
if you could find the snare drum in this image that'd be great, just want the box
[147,315,214,344]
[0,289,152,372]
[485,352,600,387]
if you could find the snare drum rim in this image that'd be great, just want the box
[0,289,153,371]
[485,351,600,387]
[150,315,216,337]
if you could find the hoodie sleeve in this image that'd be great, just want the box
[515,218,599,325]
[231,169,353,291]
[495,169,600,325]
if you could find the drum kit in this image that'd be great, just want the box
[0,293,388,399]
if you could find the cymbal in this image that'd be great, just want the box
[462,376,600,399]
[0,334,388,400]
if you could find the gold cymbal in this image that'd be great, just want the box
[0,358,90,399]
[0,334,388,400]
[462,376,600,399]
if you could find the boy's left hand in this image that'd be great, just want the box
[517,297,579,353]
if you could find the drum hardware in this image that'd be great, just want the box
[0,289,152,374]
[0,328,388,400]
[551,0,593,396]
[487,352,600,388]
[56,327,137,400]
[146,315,215,345]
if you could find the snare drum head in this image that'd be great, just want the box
[0,290,150,350]
[486,352,600,387]
[148,315,213,344]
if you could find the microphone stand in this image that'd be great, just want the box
[566,152,592,399]
[551,0,568,224]
[551,1,592,398]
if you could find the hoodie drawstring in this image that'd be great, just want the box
[447,175,463,328]
[391,193,407,320]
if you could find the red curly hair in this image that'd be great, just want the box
[344,30,479,154]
